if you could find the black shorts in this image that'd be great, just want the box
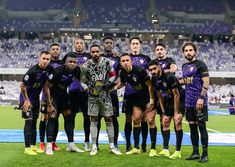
[122,94,135,115]
[164,96,185,117]
[132,94,149,112]
[69,91,88,116]
[110,93,119,117]
[52,95,71,113]
[185,106,208,122]
[22,105,39,120]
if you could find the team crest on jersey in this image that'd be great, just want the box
[161,63,166,68]
[111,60,115,65]
[140,59,144,64]
[48,74,53,80]
[24,75,29,81]
[189,66,194,72]
[132,76,137,82]
[83,57,87,61]
[163,82,167,88]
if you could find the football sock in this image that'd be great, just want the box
[112,116,119,146]
[83,114,90,143]
[189,124,199,154]
[198,122,208,156]
[124,122,132,146]
[64,115,74,142]
[141,122,148,145]
[134,127,141,149]
[175,129,183,151]
[150,127,157,149]
[106,121,114,144]
[24,119,32,147]
[39,120,46,142]
[162,130,170,149]
[90,121,98,145]
[30,119,37,145]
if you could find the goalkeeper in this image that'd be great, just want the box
[80,44,121,156]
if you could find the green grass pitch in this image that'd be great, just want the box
[0,106,235,167]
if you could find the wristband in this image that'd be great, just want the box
[149,98,154,104]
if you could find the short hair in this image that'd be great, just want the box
[130,36,142,44]
[181,42,197,52]
[155,43,166,49]
[102,36,113,42]
[49,43,60,48]
[120,53,130,58]
[65,52,77,59]
[40,50,50,56]
[147,59,159,68]
[90,44,100,50]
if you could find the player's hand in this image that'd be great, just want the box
[174,113,183,124]
[146,102,154,113]
[196,98,204,110]
[22,100,32,112]
[162,115,170,127]
[47,105,56,114]
[102,81,116,91]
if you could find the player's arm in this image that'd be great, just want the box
[157,90,165,114]
[80,65,89,90]
[43,80,55,113]
[196,76,209,110]
[172,88,180,114]
[20,82,32,112]
[145,79,155,105]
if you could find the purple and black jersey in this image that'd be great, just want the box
[182,59,209,108]
[152,72,181,98]
[120,65,150,97]
[157,57,176,72]
[49,59,64,69]
[41,59,64,101]
[48,65,80,97]
[229,97,235,114]
[124,53,151,96]
[20,64,52,107]
[67,52,91,92]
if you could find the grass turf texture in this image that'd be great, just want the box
[0,106,235,166]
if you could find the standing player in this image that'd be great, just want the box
[44,53,85,155]
[63,38,91,151]
[123,37,151,152]
[39,43,64,152]
[20,51,51,155]
[113,53,155,155]
[229,92,235,115]
[96,37,120,149]
[179,42,209,163]
[154,43,177,73]
[80,44,122,156]
[147,60,184,159]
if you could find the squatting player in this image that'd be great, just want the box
[44,53,85,155]
[113,53,155,156]
[148,60,184,159]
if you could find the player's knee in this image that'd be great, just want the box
[90,116,98,122]
[62,110,71,117]
[104,116,112,122]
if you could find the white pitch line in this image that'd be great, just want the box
[182,120,222,133]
